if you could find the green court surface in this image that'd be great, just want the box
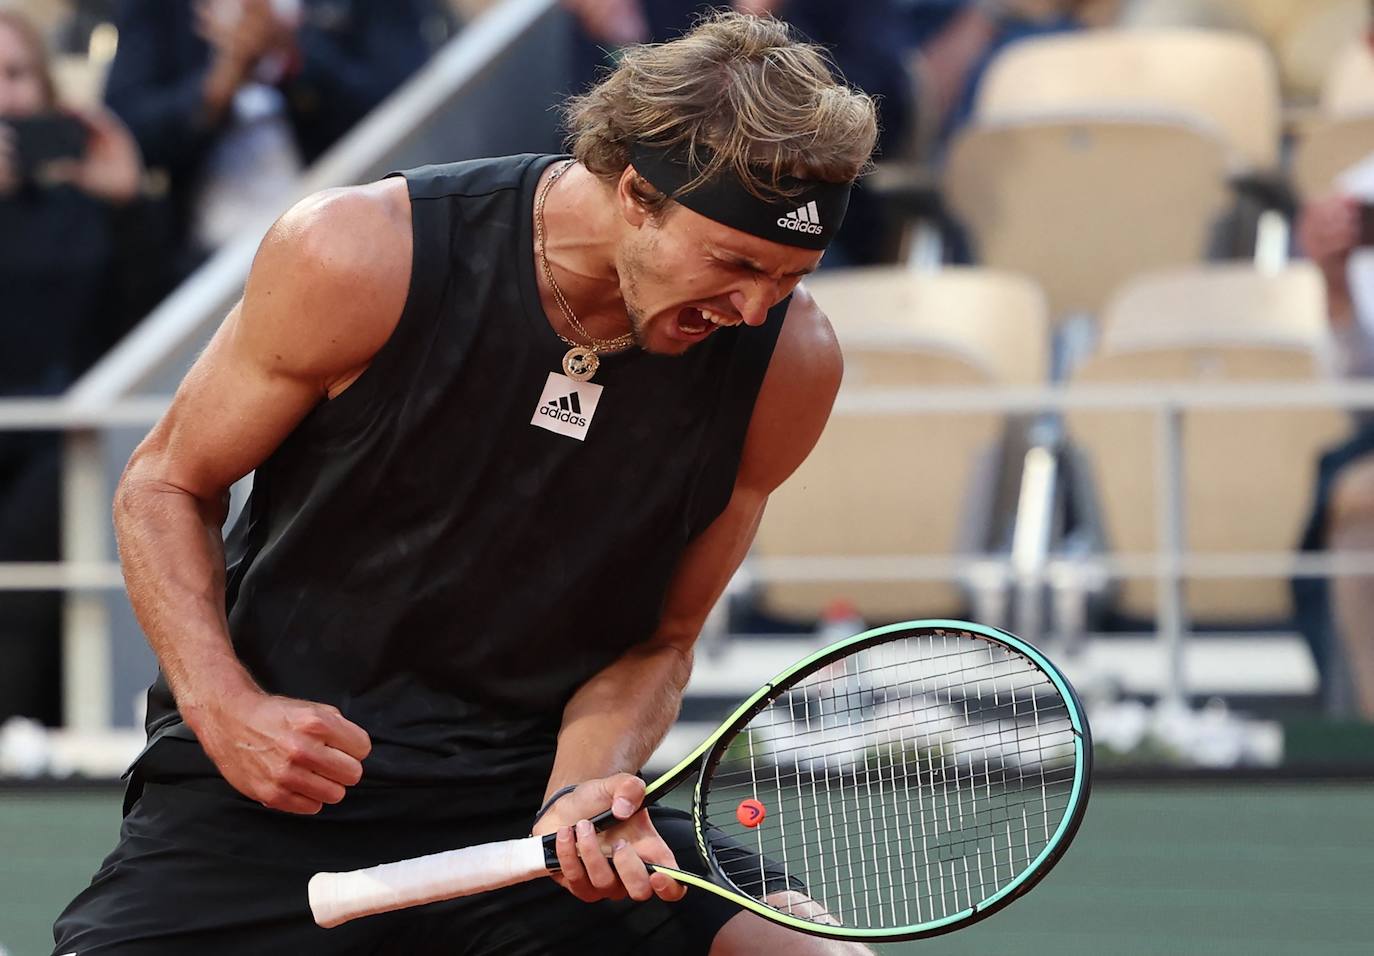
[3,784,1372,956]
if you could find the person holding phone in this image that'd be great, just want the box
[1298,192,1363,366]
[0,8,149,726]
[0,8,146,370]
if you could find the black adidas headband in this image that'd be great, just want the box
[628,142,851,251]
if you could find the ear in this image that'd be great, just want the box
[615,164,655,228]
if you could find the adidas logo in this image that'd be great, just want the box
[532,372,602,441]
[777,200,824,235]
[538,392,587,426]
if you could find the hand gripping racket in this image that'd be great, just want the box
[308,620,1093,942]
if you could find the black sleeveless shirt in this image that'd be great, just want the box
[139,154,787,799]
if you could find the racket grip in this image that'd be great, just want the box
[309,835,549,928]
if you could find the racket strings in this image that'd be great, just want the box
[699,630,1080,932]
[711,791,1077,902]
[706,718,1077,782]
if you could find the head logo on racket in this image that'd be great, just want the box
[736,798,767,828]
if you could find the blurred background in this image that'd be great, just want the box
[3,0,1374,952]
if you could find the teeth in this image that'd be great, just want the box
[702,309,730,327]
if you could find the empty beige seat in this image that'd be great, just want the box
[945,28,1282,318]
[1099,262,1332,354]
[804,266,1049,386]
[975,28,1281,171]
[1070,264,1342,623]
[753,395,1002,622]
[944,119,1232,318]
[1291,38,1374,199]
[1275,0,1367,101]
[1123,0,1366,100]
[1066,345,1349,622]
[752,268,1048,622]
[1321,39,1374,117]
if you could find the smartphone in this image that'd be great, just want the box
[1361,202,1374,248]
[7,114,88,175]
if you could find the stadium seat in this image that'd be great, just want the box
[974,28,1281,172]
[946,28,1284,319]
[1066,263,1343,623]
[944,118,1232,318]
[1273,0,1368,101]
[1290,38,1374,200]
[804,265,1049,386]
[749,268,1048,623]
[1320,38,1374,117]
[1122,0,1363,100]
[1098,262,1332,354]
[1292,114,1374,200]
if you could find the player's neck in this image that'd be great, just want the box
[535,162,632,344]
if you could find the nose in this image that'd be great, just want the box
[729,283,777,327]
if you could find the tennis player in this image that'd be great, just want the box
[53,12,877,955]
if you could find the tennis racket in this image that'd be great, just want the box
[308,619,1092,941]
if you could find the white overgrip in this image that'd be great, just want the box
[309,835,549,928]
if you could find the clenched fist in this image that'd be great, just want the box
[189,689,372,814]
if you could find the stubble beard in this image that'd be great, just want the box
[619,238,694,358]
[620,261,660,355]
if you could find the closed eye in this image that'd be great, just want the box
[715,257,814,279]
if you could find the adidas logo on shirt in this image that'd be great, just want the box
[539,391,586,426]
[531,372,603,441]
[777,200,823,236]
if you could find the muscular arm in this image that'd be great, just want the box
[535,288,843,898]
[115,178,411,811]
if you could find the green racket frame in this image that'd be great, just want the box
[635,619,1093,942]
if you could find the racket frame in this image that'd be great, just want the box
[598,619,1094,942]
[326,619,1091,939]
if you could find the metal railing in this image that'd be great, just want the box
[2,0,1368,734]
[8,379,1374,731]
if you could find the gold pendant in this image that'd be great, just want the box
[562,347,599,382]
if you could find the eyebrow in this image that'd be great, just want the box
[715,253,816,278]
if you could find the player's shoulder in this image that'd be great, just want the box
[774,283,843,396]
[733,285,843,494]
[253,180,412,317]
[396,153,551,202]
[263,179,412,279]
[241,181,413,378]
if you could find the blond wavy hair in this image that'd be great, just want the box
[564,11,878,207]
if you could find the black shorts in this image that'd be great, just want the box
[51,777,754,956]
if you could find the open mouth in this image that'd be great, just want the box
[674,306,736,340]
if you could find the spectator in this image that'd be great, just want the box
[103,0,444,278]
[0,7,146,724]
[1296,178,1374,720]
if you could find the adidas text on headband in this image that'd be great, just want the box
[627,142,852,251]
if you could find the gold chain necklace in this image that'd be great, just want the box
[536,160,634,382]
